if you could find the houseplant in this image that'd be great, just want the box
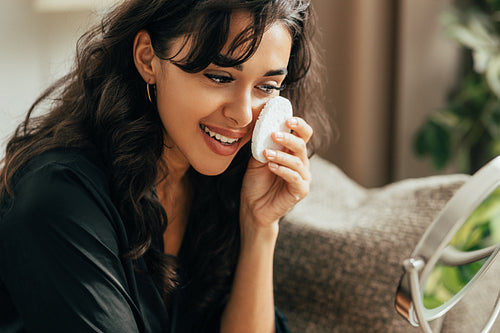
[414,0,500,173]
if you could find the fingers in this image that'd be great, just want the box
[263,117,313,202]
[271,131,308,164]
[264,149,310,182]
[267,161,310,201]
[271,116,312,164]
[287,117,313,143]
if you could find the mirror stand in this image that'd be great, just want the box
[396,155,500,332]
[403,258,433,333]
[402,257,500,333]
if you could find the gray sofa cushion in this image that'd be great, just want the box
[274,156,479,332]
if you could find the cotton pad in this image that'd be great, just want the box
[251,96,293,163]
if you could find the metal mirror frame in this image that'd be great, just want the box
[395,155,500,332]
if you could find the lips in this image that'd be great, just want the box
[199,124,247,156]
[200,124,240,145]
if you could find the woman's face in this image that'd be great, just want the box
[153,12,293,176]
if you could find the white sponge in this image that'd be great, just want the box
[251,96,293,163]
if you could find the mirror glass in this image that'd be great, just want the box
[422,185,500,310]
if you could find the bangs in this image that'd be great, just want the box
[151,5,270,73]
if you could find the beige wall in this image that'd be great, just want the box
[0,0,103,152]
[313,0,461,187]
[311,0,359,182]
[393,0,461,181]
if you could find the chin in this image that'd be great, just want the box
[190,142,251,176]
[191,159,233,176]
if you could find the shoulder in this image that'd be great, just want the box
[0,147,123,253]
[0,150,152,332]
[19,147,109,194]
[8,147,109,209]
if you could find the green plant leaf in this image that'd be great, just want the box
[413,121,452,169]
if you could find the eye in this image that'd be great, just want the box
[204,73,235,84]
[257,84,286,95]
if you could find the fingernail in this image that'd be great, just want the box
[288,118,298,127]
[265,149,276,159]
[274,132,284,141]
[269,162,279,169]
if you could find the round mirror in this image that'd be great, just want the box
[395,156,500,332]
[422,185,500,315]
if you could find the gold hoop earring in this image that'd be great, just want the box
[146,83,156,104]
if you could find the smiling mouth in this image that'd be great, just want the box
[200,124,241,145]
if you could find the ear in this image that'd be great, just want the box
[133,30,157,84]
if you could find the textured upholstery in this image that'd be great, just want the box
[274,156,499,332]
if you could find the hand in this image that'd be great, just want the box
[240,117,313,236]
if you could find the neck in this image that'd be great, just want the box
[157,137,190,186]
[155,145,191,221]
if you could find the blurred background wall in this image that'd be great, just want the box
[0,0,110,153]
[0,0,113,153]
[0,0,461,187]
[313,0,461,187]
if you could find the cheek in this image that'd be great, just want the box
[155,80,224,123]
[155,85,196,124]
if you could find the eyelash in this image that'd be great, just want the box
[204,74,235,84]
[204,74,285,94]
[257,84,286,94]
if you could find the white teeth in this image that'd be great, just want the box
[201,125,239,144]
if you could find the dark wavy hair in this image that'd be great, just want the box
[0,0,329,318]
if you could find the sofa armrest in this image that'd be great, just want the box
[274,156,469,332]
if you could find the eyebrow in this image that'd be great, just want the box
[263,68,288,77]
[215,55,288,76]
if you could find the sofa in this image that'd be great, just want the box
[274,156,500,333]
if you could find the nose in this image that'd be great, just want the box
[223,90,256,128]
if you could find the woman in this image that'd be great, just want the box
[0,0,329,332]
